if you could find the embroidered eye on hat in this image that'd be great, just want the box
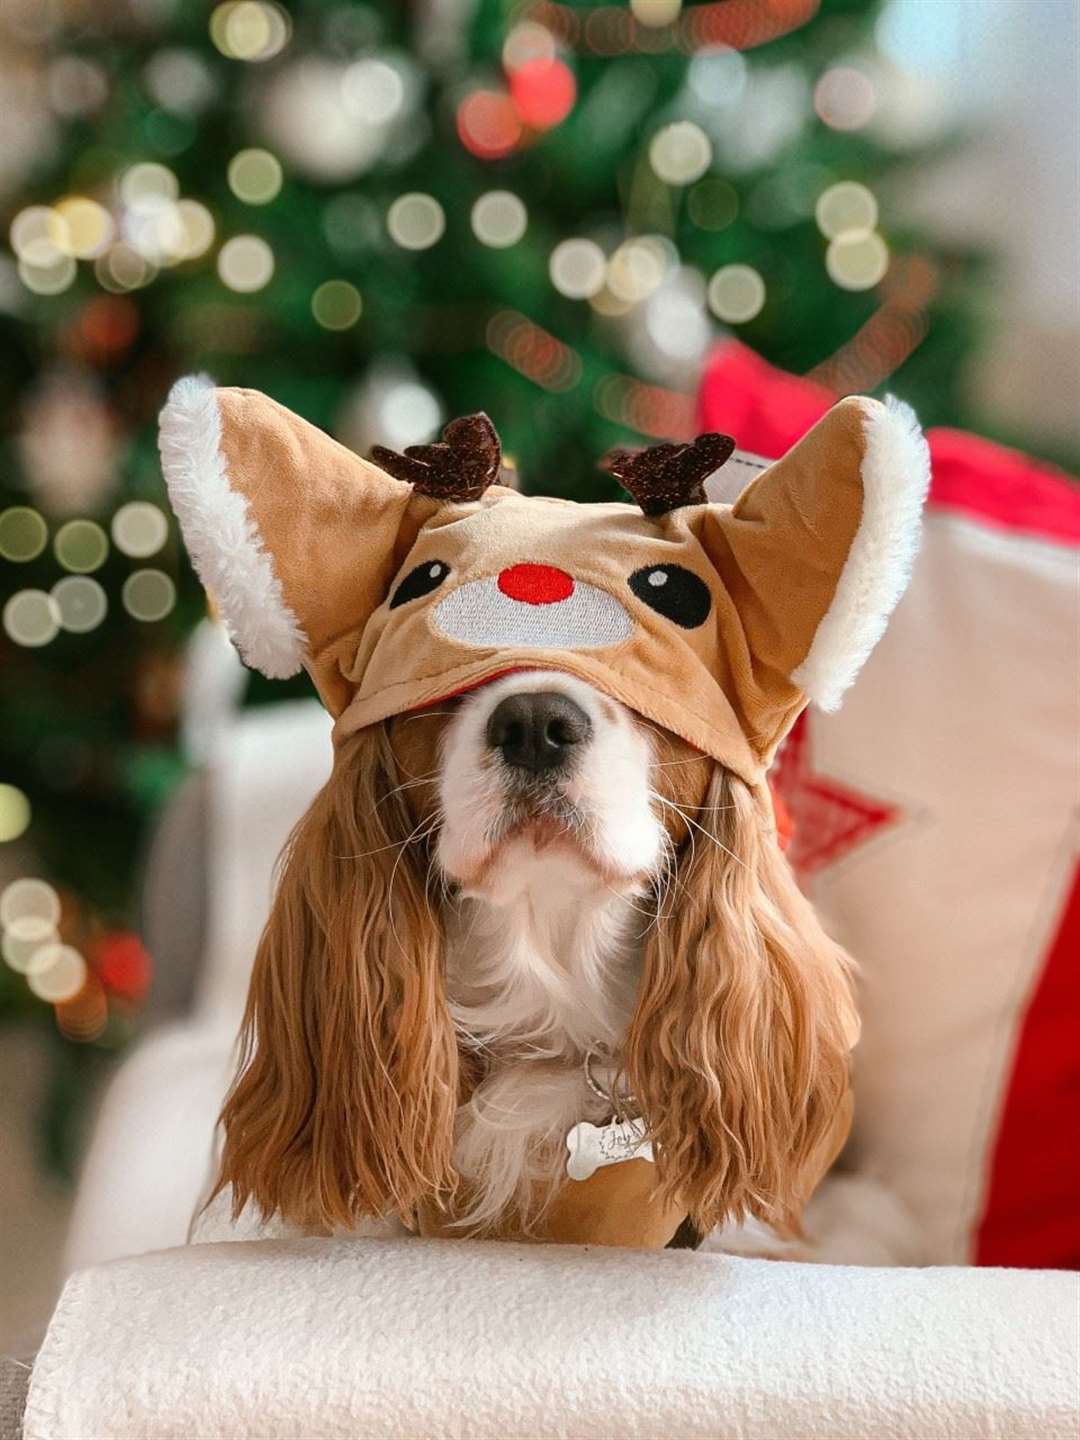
[158,376,929,785]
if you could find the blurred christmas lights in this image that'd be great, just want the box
[826,231,890,291]
[487,310,581,392]
[144,48,217,114]
[55,519,109,573]
[0,878,60,941]
[228,148,283,205]
[0,507,47,563]
[217,234,275,291]
[471,192,528,249]
[688,177,738,230]
[176,200,216,260]
[122,570,177,622]
[111,502,168,559]
[630,0,683,27]
[507,58,576,130]
[815,181,878,240]
[707,264,766,323]
[0,785,31,844]
[549,238,607,299]
[814,66,877,131]
[311,279,362,330]
[52,576,108,634]
[649,122,712,185]
[28,944,87,1003]
[3,590,60,648]
[387,193,445,250]
[503,21,558,70]
[341,58,405,125]
[210,2,290,63]
[457,91,522,160]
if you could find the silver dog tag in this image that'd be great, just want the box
[565,1117,654,1181]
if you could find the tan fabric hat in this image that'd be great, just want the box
[159,376,929,784]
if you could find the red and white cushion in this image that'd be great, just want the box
[701,343,1080,1269]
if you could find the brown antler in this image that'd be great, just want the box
[372,412,501,502]
[600,433,736,516]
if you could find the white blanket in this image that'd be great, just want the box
[25,1237,1079,1439]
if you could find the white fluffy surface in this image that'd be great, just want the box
[793,396,931,711]
[26,1238,1080,1440]
[158,374,306,679]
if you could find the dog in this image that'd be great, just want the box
[211,669,855,1247]
[160,377,928,1249]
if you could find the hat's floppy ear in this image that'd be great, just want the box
[158,375,422,703]
[702,394,930,720]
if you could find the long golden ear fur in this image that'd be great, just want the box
[627,765,857,1236]
[212,725,458,1231]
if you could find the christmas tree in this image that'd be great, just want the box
[0,0,992,1131]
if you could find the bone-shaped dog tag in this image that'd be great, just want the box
[565,1117,654,1181]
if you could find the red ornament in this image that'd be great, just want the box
[508,58,576,131]
[457,90,522,159]
[92,931,152,1004]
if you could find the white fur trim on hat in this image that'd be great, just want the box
[158,374,306,679]
[792,395,930,712]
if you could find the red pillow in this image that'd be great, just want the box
[700,343,1080,1269]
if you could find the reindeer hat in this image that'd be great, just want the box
[159,376,929,783]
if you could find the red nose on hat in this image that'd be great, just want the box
[497,563,575,605]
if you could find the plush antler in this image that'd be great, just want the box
[600,433,736,516]
[372,412,501,502]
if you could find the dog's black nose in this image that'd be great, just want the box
[485,691,592,773]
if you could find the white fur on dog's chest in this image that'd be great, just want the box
[444,877,644,1230]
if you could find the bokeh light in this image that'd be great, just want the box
[18,253,77,296]
[176,200,216,260]
[227,148,283,204]
[55,519,109,573]
[457,91,522,161]
[53,197,113,258]
[52,576,107,634]
[386,193,445,250]
[502,21,557,70]
[217,234,275,291]
[122,569,177,621]
[815,180,878,239]
[28,944,87,1003]
[341,58,405,125]
[144,48,217,114]
[826,231,890,290]
[120,162,179,208]
[2,929,55,974]
[311,279,362,330]
[707,264,766,323]
[814,66,877,132]
[508,58,576,130]
[688,177,739,230]
[0,785,31,844]
[549,238,607,299]
[0,507,47,562]
[10,206,64,266]
[471,191,528,248]
[0,878,60,940]
[111,502,168,559]
[649,122,712,185]
[94,245,155,293]
[3,590,60,648]
[47,56,109,118]
[606,237,669,304]
[210,2,291,62]
[687,46,747,106]
[630,0,683,26]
